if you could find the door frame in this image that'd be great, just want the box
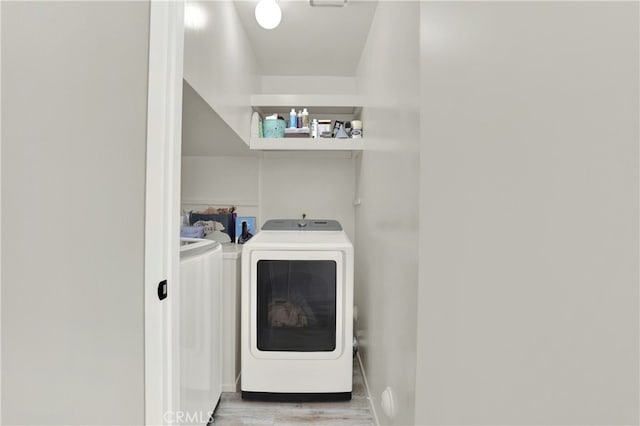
[0,2,3,423]
[144,0,184,424]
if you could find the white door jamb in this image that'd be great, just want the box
[144,1,184,425]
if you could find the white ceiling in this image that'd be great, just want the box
[233,0,378,76]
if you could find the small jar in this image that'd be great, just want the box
[351,120,363,138]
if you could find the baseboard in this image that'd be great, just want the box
[357,352,380,426]
[242,391,351,402]
[222,372,241,392]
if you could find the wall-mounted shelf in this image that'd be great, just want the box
[250,94,364,153]
[250,138,364,151]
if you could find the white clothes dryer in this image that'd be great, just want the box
[241,219,354,401]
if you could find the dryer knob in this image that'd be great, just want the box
[297,221,308,228]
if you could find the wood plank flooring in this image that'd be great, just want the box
[212,358,375,425]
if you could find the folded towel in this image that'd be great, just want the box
[204,230,231,243]
[180,226,204,238]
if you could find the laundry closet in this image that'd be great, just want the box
[179,0,419,423]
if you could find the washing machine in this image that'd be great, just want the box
[241,219,354,401]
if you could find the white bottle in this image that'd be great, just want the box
[351,120,363,138]
[302,108,309,129]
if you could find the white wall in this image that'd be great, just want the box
[354,3,420,425]
[181,155,260,220]
[181,154,356,240]
[260,75,358,95]
[260,154,356,239]
[182,81,252,157]
[416,2,639,425]
[183,0,258,143]
[1,2,149,424]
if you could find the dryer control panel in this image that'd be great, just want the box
[262,219,342,231]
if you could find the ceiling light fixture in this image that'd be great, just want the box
[255,0,282,30]
[184,3,207,29]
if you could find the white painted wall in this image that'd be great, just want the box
[182,80,252,157]
[260,154,356,239]
[180,154,356,240]
[416,2,639,424]
[260,76,358,95]
[183,0,258,143]
[1,2,149,424]
[181,156,260,220]
[354,3,420,425]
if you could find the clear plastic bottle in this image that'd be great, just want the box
[289,109,297,128]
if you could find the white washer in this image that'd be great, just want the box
[241,219,354,401]
[178,238,223,420]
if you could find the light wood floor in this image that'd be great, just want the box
[212,358,375,425]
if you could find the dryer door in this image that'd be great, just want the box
[249,250,344,360]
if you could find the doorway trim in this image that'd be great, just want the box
[144,0,184,424]
[0,2,3,423]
